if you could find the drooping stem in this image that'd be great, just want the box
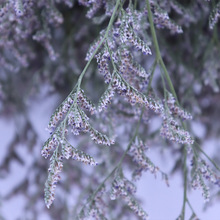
[195,142,220,172]
[61,0,122,138]
[186,198,198,218]
[74,0,121,98]
[181,147,188,219]
[146,1,188,218]
[78,38,158,217]
[146,59,157,94]
[78,109,144,217]
[146,0,179,105]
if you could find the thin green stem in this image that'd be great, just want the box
[181,147,188,219]
[146,60,157,94]
[146,0,179,105]
[159,60,180,105]
[60,0,121,139]
[105,42,117,71]
[78,43,158,216]
[194,142,220,172]
[186,198,197,217]
[146,1,190,218]
[159,65,167,100]
[134,0,138,9]
[73,0,121,102]
[118,108,144,166]
[146,0,160,61]
[78,109,144,217]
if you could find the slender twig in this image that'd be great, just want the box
[146,1,189,218]
[60,0,121,141]
[145,11,220,214]
[181,147,187,219]
[194,142,220,172]
[78,109,144,217]
[146,60,157,94]
[146,0,179,104]
[78,37,159,217]
[186,198,198,217]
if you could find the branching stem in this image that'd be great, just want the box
[195,142,220,172]
[78,109,144,217]
[146,1,189,218]
[60,0,122,143]
[146,0,179,105]
[78,40,158,216]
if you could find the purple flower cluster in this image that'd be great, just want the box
[68,106,90,135]
[119,21,152,55]
[209,2,220,29]
[96,48,112,84]
[86,0,102,19]
[47,89,95,134]
[62,142,98,165]
[67,104,114,145]
[98,84,115,112]
[110,176,136,200]
[112,74,144,103]
[110,175,148,220]
[148,3,183,34]
[85,30,105,61]
[119,48,149,79]
[90,127,114,146]
[125,3,144,31]
[160,116,194,145]
[191,158,220,202]
[41,134,60,159]
[129,138,159,180]
[167,93,192,120]
[118,47,149,91]
[47,92,75,132]
[14,0,24,17]
[44,153,63,208]
[77,89,96,114]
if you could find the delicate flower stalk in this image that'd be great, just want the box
[96,48,112,84]
[191,158,220,202]
[44,153,63,208]
[119,47,149,79]
[125,3,144,31]
[88,186,108,219]
[77,89,96,114]
[14,0,24,16]
[129,138,159,180]
[110,175,148,220]
[86,0,102,19]
[209,2,220,29]
[47,92,75,133]
[112,73,164,115]
[62,142,98,165]
[146,3,183,34]
[41,134,61,159]
[119,14,151,55]
[160,116,194,145]
[104,0,116,16]
[167,93,192,120]
[85,30,105,61]
[33,0,220,218]
[98,84,115,112]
